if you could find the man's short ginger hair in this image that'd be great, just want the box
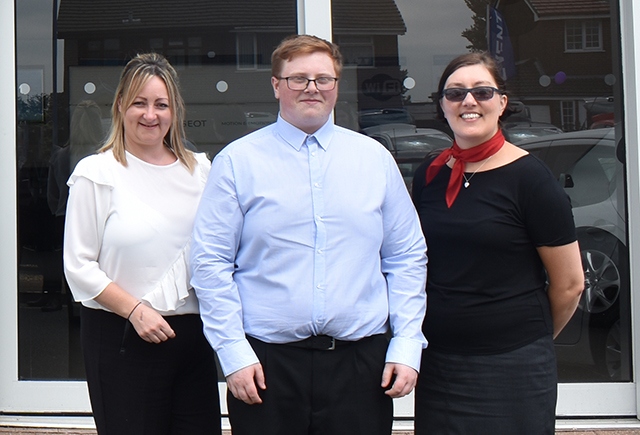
[271,34,343,79]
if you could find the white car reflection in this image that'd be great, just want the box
[519,127,630,381]
[502,120,563,144]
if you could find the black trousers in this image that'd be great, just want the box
[227,334,393,435]
[81,307,222,435]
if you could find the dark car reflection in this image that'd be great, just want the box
[358,108,415,129]
[518,127,631,382]
[362,123,452,189]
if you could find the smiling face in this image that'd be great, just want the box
[121,75,172,153]
[272,51,338,134]
[440,63,508,149]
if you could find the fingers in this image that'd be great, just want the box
[381,364,394,389]
[382,363,418,399]
[254,364,267,390]
[129,304,175,343]
[227,364,266,405]
[145,326,175,343]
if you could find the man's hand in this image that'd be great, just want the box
[227,363,267,404]
[381,362,418,398]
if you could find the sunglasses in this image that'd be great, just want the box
[441,86,501,102]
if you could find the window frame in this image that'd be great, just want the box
[565,20,604,52]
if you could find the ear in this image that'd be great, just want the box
[499,94,508,116]
[271,76,281,100]
[439,98,449,122]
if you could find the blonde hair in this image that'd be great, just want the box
[99,53,195,172]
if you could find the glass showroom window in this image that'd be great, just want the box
[10,0,633,419]
[16,0,296,382]
[333,0,629,384]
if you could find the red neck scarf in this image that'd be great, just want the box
[426,129,505,208]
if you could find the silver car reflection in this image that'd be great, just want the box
[502,121,563,144]
[518,127,631,382]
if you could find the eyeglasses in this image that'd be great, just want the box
[279,76,339,91]
[441,86,501,102]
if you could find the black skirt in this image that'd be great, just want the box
[415,334,557,435]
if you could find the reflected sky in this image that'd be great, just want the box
[16,0,63,94]
[396,0,473,103]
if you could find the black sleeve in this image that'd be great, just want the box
[523,159,577,247]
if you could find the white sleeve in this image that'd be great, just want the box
[63,174,113,302]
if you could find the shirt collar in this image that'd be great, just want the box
[276,114,335,152]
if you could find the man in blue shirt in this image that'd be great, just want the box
[191,34,427,435]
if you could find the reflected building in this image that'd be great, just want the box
[56,0,411,153]
[495,0,616,130]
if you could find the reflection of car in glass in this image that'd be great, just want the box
[590,112,614,129]
[584,96,614,129]
[518,128,631,381]
[358,108,414,129]
[362,123,452,188]
[502,121,563,144]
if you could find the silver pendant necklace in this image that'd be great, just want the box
[463,154,494,188]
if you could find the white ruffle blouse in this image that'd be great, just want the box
[63,149,211,315]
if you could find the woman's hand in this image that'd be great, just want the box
[128,303,176,343]
[94,282,176,343]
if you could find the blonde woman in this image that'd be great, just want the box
[64,53,221,435]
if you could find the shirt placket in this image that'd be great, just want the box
[306,135,327,334]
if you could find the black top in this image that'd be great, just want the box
[412,154,576,355]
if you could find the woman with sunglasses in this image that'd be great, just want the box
[411,52,584,434]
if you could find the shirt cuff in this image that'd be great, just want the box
[385,336,427,372]
[216,338,261,377]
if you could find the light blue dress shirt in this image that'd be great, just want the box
[191,115,427,377]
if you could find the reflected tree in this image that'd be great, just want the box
[17,93,47,123]
[400,68,412,105]
[462,0,491,52]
